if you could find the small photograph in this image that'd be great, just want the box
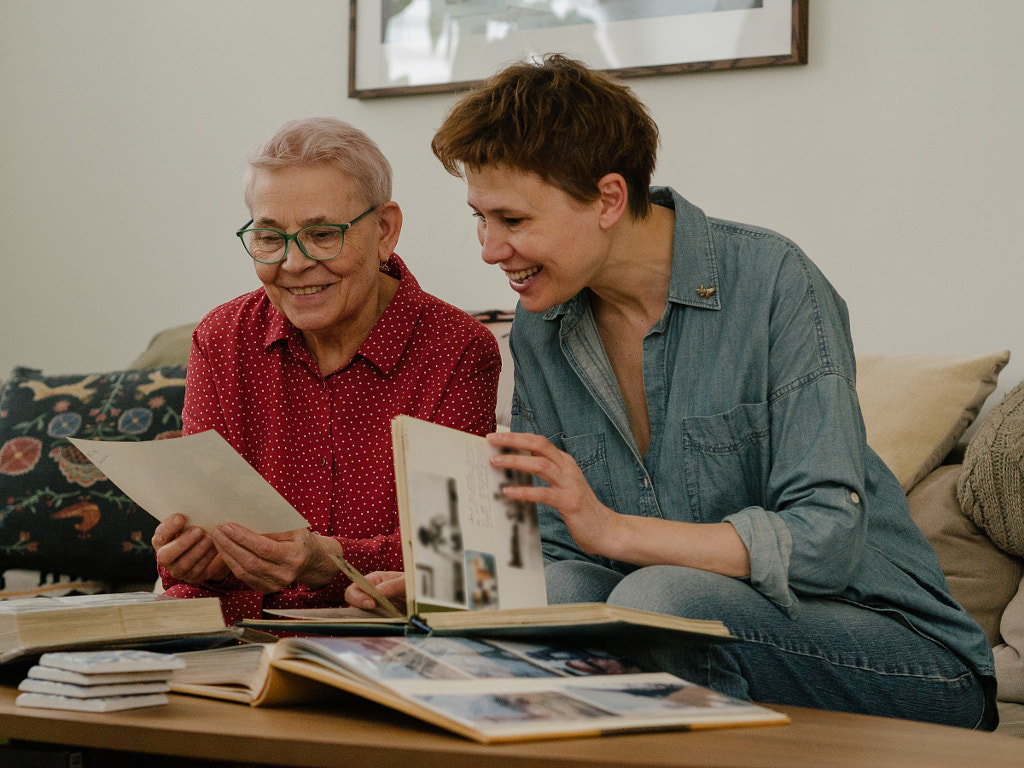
[495,462,543,571]
[310,636,469,681]
[566,680,743,715]
[408,470,465,606]
[489,642,645,677]
[413,689,615,725]
[407,637,554,679]
[466,550,499,609]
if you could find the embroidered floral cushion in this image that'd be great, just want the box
[0,365,186,589]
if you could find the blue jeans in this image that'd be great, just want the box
[546,560,994,730]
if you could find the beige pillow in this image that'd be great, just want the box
[994,581,1024,703]
[958,380,1024,558]
[857,351,1010,491]
[907,465,1024,645]
[129,322,198,369]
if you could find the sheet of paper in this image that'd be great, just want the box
[69,430,308,533]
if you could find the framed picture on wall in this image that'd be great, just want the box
[349,0,808,99]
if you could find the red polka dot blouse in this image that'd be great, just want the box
[159,255,500,625]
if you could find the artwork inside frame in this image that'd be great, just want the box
[349,0,808,100]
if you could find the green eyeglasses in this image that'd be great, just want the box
[236,206,376,264]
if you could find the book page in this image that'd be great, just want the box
[391,673,787,740]
[69,430,309,533]
[0,592,165,615]
[281,635,637,685]
[393,417,546,614]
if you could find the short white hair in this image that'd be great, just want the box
[243,117,392,210]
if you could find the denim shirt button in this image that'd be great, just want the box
[849,491,860,504]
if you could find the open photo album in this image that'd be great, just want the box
[169,633,787,743]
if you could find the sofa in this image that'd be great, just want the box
[2,313,1022,736]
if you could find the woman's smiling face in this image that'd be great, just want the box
[466,165,608,314]
[248,164,384,341]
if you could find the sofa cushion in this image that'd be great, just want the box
[857,351,1010,491]
[907,464,1024,645]
[994,580,1024,704]
[0,365,187,592]
[129,322,197,369]
[954,379,1024,706]
[958,379,1024,558]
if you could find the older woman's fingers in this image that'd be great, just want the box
[150,513,187,549]
[155,527,220,584]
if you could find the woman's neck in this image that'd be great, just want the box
[304,272,399,377]
[589,203,676,330]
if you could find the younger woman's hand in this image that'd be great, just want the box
[485,431,623,558]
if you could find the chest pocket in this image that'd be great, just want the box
[673,401,771,522]
[552,432,620,514]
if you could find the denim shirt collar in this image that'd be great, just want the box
[541,186,721,332]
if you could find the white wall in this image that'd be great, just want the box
[2,1,1022,406]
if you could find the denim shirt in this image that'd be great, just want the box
[509,187,995,683]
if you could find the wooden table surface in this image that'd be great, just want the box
[1,683,1020,768]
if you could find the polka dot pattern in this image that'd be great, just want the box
[160,255,500,624]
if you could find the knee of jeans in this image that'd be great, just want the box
[544,559,623,604]
[606,565,738,620]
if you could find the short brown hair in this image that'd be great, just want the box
[431,54,658,220]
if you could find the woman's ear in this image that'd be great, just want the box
[596,173,629,229]
[376,201,403,262]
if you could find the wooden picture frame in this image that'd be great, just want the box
[349,0,808,100]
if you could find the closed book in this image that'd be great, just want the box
[27,664,175,686]
[37,648,186,674]
[14,691,169,712]
[0,592,235,665]
[18,678,171,698]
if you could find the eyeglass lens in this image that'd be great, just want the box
[241,225,348,263]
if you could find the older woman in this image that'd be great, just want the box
[429,55,996,729]
[152,118,499,625]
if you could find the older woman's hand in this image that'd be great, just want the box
[344,570,406,610]
[208,523,342,594]
[152,513,230,585]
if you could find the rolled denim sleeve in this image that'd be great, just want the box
[725,507,796,615]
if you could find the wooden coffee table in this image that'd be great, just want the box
[0,683,1018,768]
